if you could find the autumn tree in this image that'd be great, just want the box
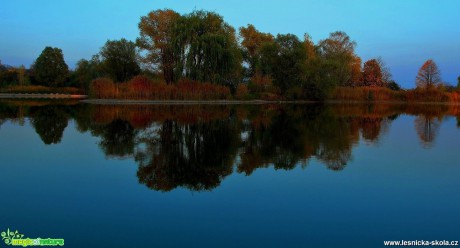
[362,59,383,87]
[416,59,441,89]
[137,9,181,84]
[99,39,141,82]
[32,47,69,87]
[349,55,362,86]
[318,31,357,86]
[239,24,274,77]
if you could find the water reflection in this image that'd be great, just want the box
[30,105,69,145]
[1,100,459,191]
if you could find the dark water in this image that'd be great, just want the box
[0,101,459,247]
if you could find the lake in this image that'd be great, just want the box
[0,101,459,247]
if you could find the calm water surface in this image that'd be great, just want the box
[0,101,459,247]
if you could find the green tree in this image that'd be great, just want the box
[457,76,460,90]
[176,10,243,89]
[416,59,441,89]
[74,55,102,91]
[0,60,5,73]
[32,47,69,87]
[239,24,274,77]
[318,31,357,86]
[272,34,307,96]
[0,64,19,86]
[100,39,141,82]
[137,9,181,84]
[301,34,334,100]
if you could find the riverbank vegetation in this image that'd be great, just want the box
[1,9,459,102]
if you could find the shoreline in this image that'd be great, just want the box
[1,94,459,105]
[80,99,316,105]
[81,99,460,105]
[0,93,87,99]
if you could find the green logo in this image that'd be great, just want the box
[1,228,64,247]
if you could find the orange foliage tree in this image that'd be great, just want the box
[416,59,441,89]
[137,9,181,84]
[362,59,383,87]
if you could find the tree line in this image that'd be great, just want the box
[1,9,459,100]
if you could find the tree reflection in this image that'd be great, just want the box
[1,101,458,192]
[414,115,440,148]
[30,105,68,145]
[238,106,358,173]
[135,118,240,191]
[98,119,136,158]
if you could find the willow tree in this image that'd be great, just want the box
[416,59,441,89]
[175,10,243,89]
[318,31,357,86]
[137,9,181,84]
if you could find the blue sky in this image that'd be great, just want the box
[0,0,459,88]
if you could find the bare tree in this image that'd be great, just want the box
[416,59,441,89]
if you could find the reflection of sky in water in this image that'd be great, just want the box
[0,105,459,248]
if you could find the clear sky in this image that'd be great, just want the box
[1,0,459,88]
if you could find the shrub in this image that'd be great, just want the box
[89,77,116,98]
[89,77,232,100]
[235,83,250,100]
[405,88,450,102]
[331,87,402,102]
[248,74,275,95]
